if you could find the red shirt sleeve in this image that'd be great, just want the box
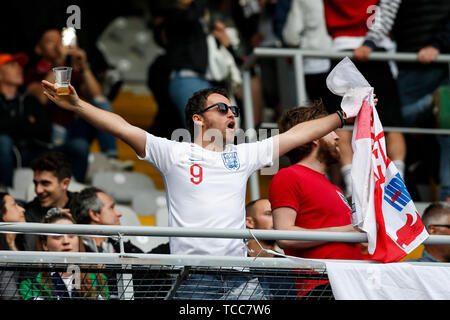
[269,168,301,212]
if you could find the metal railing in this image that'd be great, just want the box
[241,48,450,200]
[1,223,449,300]
[2,222,450,246]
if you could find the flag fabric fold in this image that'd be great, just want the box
[326,57,429,263]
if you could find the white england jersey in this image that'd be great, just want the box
[138,133,274,256]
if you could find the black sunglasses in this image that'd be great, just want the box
[429,224,450,229]
[198,102,240,117]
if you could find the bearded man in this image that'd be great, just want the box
[269,100,363,261]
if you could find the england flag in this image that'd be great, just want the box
[327,57,429,263]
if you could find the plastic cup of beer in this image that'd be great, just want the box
[53,66,72,95]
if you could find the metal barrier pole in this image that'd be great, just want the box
[293,52,307,105]
[242,69,260,201]
[1,222,450,245]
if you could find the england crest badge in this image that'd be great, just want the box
[222,152,240,171]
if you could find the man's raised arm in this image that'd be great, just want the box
[272,112,343,160]
[41,80,147,158]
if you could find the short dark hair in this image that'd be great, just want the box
[421,202,450,228]
[185,87,229,140]
[30,151,72,182]
[245,199,264,218]
[71,187,105,224]
[0,192,8,221]
[278,99,328,164]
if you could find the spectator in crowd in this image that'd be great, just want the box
[0,192,26,300]
[0,52,52,188]
[391,1,450,201]
[25,27,132,182]
[41,82,350,257]
[246,198,298,299]
[163,0,242,127]
[281,0,333,107]
[71,186,144,254]
[231,0,282,124]
[71,187,171,299]
[25,152,76,223]
[269,101,364,299]
[23,151,78,250]
[408,202,450,262]
[0,192,26,251]
[19,208,110,300]
[146,14,184,139]
[269,101,363,260]
[245,198,282,257]
[323,0,407,198]
[42,78,350,298]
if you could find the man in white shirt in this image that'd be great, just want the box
[41,82,347,257]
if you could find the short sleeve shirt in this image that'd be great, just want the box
[269,164,363,260]
[139,132,274,256]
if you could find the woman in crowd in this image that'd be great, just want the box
[0,192,26,300]
[0,192,26,299]
[0,192,26,250]
[19,208,110,300]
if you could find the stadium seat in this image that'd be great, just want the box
[132,191,168,227]
[92,171,156,203]
[117,204,169,253]
[8,167,34,201]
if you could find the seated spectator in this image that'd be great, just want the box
[0,192,26,300]
[71,186,144,254]
[246,198,297,300]
[24,151,78,250]
[407,202,450,262]
[0,192,26,250]
[25,27,132,182]
[0,52,52,188]
[71,187,171,299]
[269,102,363,299]
[19,208,110,300]
[245,198,282,257]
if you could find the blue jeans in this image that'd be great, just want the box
[257,273,297,300]
[173,274,266,300]
[53,98,118,182]
[168,72,214,128]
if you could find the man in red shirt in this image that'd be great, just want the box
[269,100,364,299]
[269,101,363,260]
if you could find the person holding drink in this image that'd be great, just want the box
[24,27,133,183]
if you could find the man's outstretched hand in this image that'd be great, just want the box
[342,93,378,124]
[41,80,80,111]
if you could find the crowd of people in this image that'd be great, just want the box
[0,0,449,300]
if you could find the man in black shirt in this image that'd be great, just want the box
[23,151,77,250]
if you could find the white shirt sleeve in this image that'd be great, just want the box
[240,137,274,175]
[137,132,180,174]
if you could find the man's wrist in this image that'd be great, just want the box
[336,110,346,128]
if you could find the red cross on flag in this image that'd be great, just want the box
[327,58,429,263]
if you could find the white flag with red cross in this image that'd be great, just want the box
[327,58,429,263]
